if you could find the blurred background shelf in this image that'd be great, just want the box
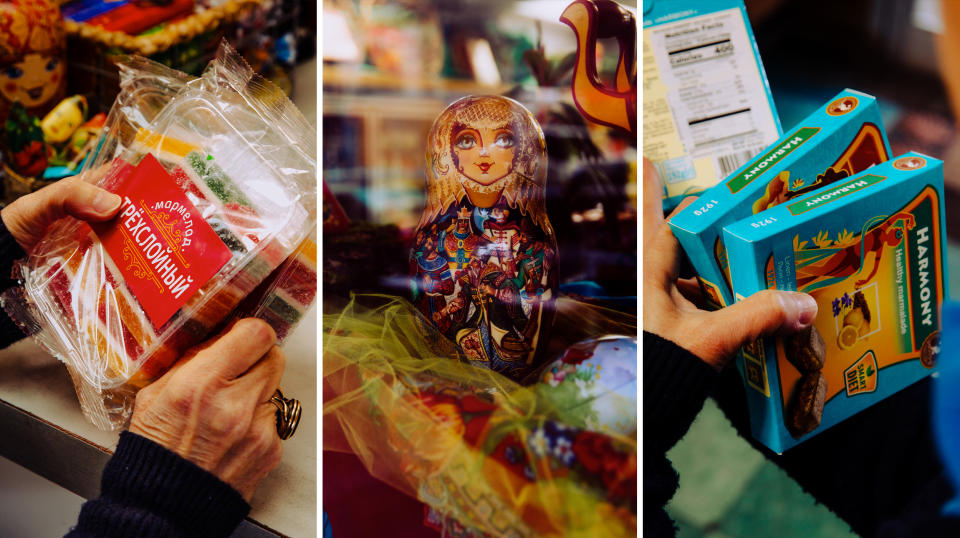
[324,63,510,96]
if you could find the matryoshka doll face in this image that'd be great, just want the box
[425,95,545,211]
[452,125,515,186]
[0,52,62,108]
[0,0,66,123]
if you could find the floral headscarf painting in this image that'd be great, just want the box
[412,96,558,382]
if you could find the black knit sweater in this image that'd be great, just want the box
[0,221,250,537]
[66,432,250,537]
[644,331,960,537]
[0,221,29,345]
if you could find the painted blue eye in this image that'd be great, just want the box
[896,230,903,239]
[46,58,58,71]
[494,132,514,148]
[455,134,477,150]
[4,67,23,79]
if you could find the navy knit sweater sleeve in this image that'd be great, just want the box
[643,331,718,537]
[0,219,29,347]
[66,432,251,537]
[647,330,960,537]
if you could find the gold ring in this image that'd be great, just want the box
[270,388,301,440]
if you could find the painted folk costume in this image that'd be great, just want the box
[411,96,558,381]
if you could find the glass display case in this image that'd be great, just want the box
[322,1,638,536]
[323,0,638,307]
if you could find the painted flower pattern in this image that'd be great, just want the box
[527,427,550,457]
[553,436,575,466]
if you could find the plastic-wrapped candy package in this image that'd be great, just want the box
[2,42,316,430]
[231,234,318,343]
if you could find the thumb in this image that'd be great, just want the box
[1,176,122,251]
[32,176,122,222]
[712,290,818,352]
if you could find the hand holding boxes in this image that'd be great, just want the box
[670,91,947,453]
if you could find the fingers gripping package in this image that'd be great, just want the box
[2,43,317,430]
[722,154,947,453]
[669,89,891,310]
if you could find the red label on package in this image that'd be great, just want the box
[92,154,233,328]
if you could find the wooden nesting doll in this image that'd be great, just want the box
[0,0,65,125]
[0,0,66,187]
[411,95,558,382]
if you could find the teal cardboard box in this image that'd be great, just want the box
[669,89,892,309]
[722,153,947,453]
[643,0,782,211]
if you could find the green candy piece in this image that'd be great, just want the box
[185,151,207,175]
[267,295,303,324]
[185,151,252,207]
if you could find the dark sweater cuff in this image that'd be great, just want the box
[98,431,250,537]
[0,219,26,281]
[0,220,28,347]
[643,331,719,452]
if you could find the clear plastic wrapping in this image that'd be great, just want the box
[324,295,637,537]
[3,42,317,430]
[231,233,318,343]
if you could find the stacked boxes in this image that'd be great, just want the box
[722,154,947,452]
[669,89,891,310]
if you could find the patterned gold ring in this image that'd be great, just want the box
[270,389,301,441]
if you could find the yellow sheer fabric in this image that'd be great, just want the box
[323,294,636,537]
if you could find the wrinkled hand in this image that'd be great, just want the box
[643,159,818,370]
[0,172,122,252]
[130,319,286,502]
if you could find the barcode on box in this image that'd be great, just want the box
[716,149,761,179]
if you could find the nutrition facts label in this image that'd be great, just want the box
[643,7,780,203]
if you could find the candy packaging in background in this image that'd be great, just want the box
[643,0,780,211]
[2,41,317,430]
